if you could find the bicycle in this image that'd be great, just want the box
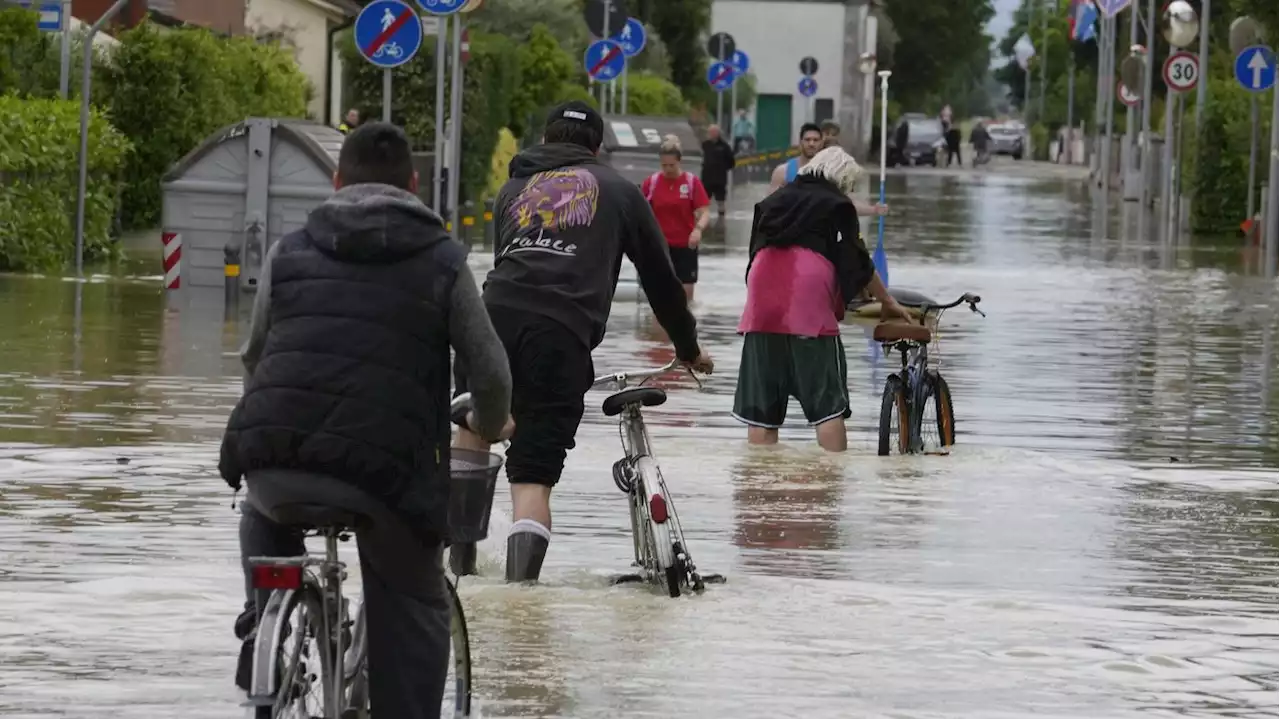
[594,358,723,597]
[874,293,985,456]
[373,41,404,60]
[244,394,498,718]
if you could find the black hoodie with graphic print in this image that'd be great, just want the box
[481,143,701,361]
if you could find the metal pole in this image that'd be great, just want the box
[730,76,737,139]
[1247,95,1259,223]
[1066,52,1075,164]
[1092,26,1106,172]
[1263,86,1278,277]
[448,14,463,234]
[716,90,724,131]
[601,0,612,109]
[622,60,628,114]
[1194,0,1209,133]
[382,68,392,123]
[1124,3,1139,185]
[1162,93,1177,241]
[1101,17,1117,212]
[74,0,130,282]
[432,15,447,212]
[1037,0,1047,121]
[58,0,71,99]
[1173,93,1186,239]
[1137,0,1156,240]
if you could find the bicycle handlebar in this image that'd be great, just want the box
[915,293,985,317]
[592,358,688,390]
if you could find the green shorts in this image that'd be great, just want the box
[732,332,851,429]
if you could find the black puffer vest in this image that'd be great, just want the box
[220,227,465,544]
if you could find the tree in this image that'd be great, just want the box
[882,0,994,110]
[646,0,712,105]
[511,23,577,138]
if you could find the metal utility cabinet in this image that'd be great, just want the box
[160,118,343,294]
[599,115,704,184]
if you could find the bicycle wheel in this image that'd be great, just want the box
[444,578,473,717]
[877,374,910,456]
[635,456,679,597]
[264,584,331,719]
[927,370,956,449]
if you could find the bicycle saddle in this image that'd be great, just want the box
[602,387,667,417]
[873,321,932,344]
[246,470,379,530]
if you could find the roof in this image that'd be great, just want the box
[162,118,344,182]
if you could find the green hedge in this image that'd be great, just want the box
[0,95,130,272]
[98,22,310,230]
[1189,75,1272,235]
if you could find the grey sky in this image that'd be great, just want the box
[988,0,1021,51]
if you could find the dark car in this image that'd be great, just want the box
[887,116,946,167]
[987,122,1024,160]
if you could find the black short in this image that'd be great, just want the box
[703,182,726,201]
[667,246,698,284]
[453,307,593,488]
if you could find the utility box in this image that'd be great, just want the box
[160,118,343,294]
[599,115,704,184]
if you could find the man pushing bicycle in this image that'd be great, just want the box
[453,101,714,583]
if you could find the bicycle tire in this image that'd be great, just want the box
[877,374,910,456]
[927,370,956,447]
[447,578,473,718]
[260,583,330,719]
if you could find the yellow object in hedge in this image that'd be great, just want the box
[487,128,519,199]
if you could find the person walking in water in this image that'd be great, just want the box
[734,146,912,451]
[732,109,755,153]
[768,123,824,194]
[642,135,711,301]
[700,125,736,219]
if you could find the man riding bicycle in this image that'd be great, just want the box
[219,122,512,718]
[453,101,714,583]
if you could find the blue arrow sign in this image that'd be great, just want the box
[611,18,646,57]
[14,1,61,31]
[585,40,626,81]
[416,0,467,15]
[1234,45,1277,93]
[728,50,750,74]
[707,61,736,92]
[1096,0,1131,18]
[798,76,818,97]
[356,0,423,68]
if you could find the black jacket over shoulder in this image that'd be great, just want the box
[747,174,876,305]
[219,188,466,545]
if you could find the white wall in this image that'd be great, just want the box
[247,0,346,121]
[711,0,847,139]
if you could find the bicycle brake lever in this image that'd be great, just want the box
[684,366,704,390]
[969,303,987,318]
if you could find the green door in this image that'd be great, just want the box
[756,94,792,152]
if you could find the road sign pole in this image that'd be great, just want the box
[1101,16,1117,214]
[74,0,129,283]
[876,70,891,286]
[601,0,612,109]
[1162,93,1176,242]
[1264,85,1278,277]
[1066,52,1075,164]
[1138,0,1156,226]
[730,77,737,137]
[1194,0,1209,134]
[448,13,463,233]
[382,68,392,122]
[1247,94,1259,222]
[58,0,71,99]
[1038,0,1048,121]
[716,88,724,130]
[622,59,628,114]
[1124,1,1139,185]
[1173,93,1187,239]
[432,15,447,212]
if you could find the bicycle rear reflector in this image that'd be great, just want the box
[649,494,669,524]
[252,564,303,590]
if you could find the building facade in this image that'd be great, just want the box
[711,0,878,157]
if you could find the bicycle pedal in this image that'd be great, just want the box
[610,573,645,585]
[700,573,727,584]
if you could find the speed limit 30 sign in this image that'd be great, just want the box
[1163,51,1199,93]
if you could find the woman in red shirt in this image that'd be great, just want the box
[641,136,710,301]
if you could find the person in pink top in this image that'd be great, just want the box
[732,146,911,451]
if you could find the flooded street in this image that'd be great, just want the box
[0,166,1276,718]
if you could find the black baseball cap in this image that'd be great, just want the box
[546,100,604,139]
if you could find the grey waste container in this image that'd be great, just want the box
[599,115,704,184]
[160,117,343,295]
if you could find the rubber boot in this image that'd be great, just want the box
[505,531,549,583]
[449,542,478,577]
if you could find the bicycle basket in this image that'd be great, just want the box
[447,448,503,544]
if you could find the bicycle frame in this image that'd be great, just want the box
[886,338,934,454]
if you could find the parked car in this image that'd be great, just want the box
[987,122,1024,160]
[887,116,946,167]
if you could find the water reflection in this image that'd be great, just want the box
[0,164,1275,718]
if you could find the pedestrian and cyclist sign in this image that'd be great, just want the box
[1233,45,1276,92]
[584,39,625,81]
[611,17,646,57]
[356,0,423,68]
[416,0,467,15]
[798,76,818,97]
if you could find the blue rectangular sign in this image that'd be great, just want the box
[14,1,63,32]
